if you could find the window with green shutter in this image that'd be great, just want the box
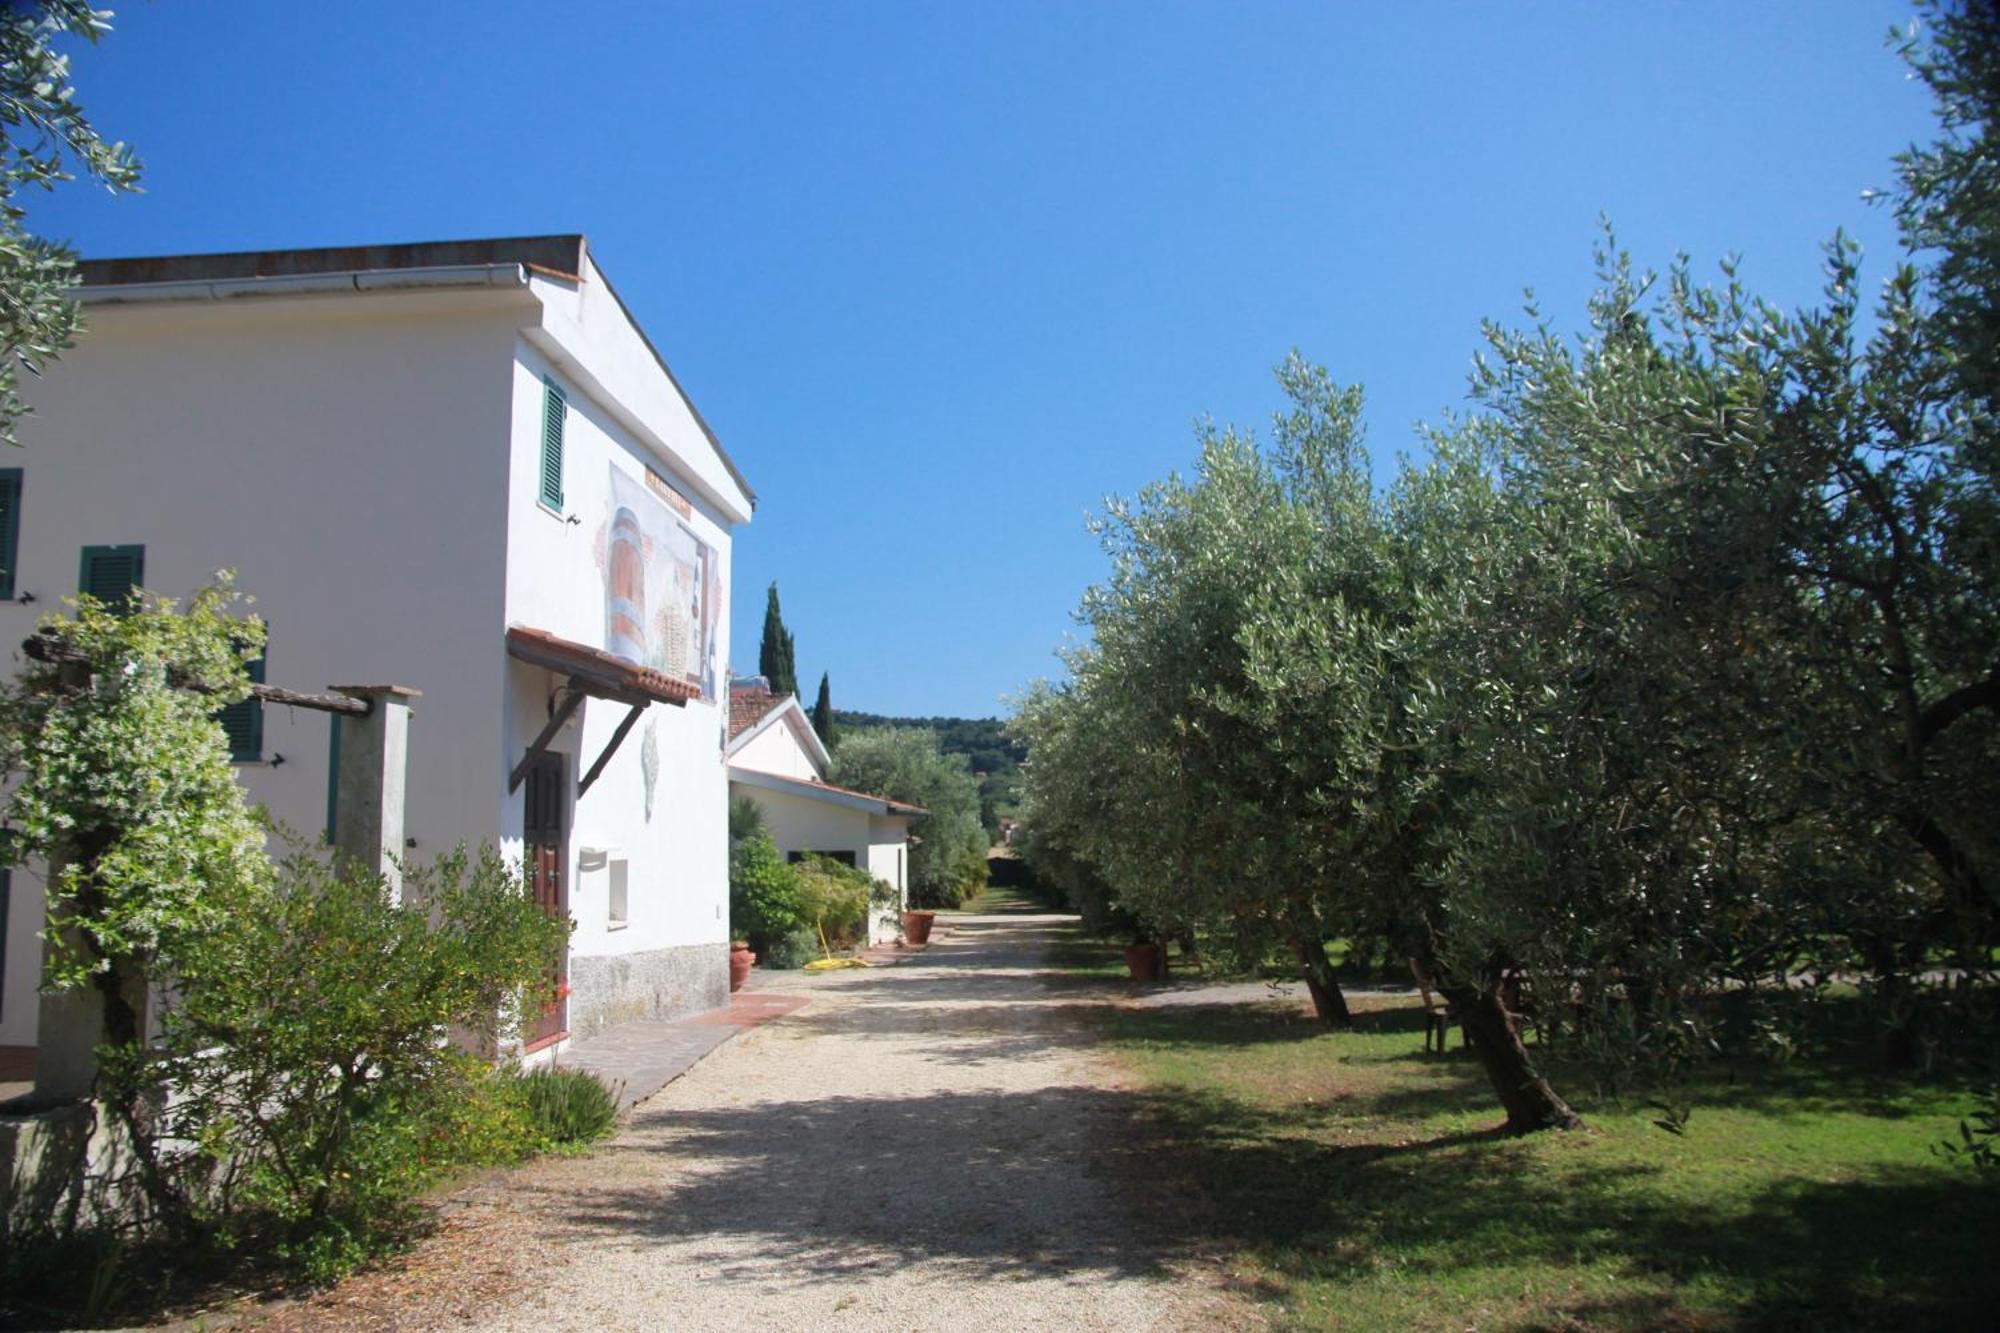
[217,649,265,762]
[79,544,144,613]
[539,376,567,510]
[0,469,21,601]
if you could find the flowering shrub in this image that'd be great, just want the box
[0,580,566,1284]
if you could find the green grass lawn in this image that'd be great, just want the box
[952,881,1058,915]
[1070,938,1998,1331]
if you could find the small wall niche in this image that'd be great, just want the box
[607,858,629,929]
[579,847,629,930]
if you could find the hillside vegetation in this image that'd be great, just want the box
[832,710,1024,836]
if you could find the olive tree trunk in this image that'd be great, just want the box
[1446,983,1584,1133]
[1292,932,1352,1028]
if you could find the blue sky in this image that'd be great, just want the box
[37,2,1936,718]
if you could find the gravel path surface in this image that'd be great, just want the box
[245,912,1259,1332]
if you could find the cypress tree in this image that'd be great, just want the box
[811,672,837,748]
[759,583,799,697]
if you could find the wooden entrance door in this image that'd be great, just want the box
[523,750,569,1048]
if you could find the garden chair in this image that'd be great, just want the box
[1408,958,1460,1054]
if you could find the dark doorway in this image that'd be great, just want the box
[523,749,569,1049]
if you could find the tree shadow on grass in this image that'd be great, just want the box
[1109,998,1980,1130]
[531,915,1994,1326]
[1124,1079,1998,1330]
[1081,980,2000,1328]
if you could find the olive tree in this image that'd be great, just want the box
[1017,1,2000,1132]
[0,2,141,446]
[1016,361,1384,1025]
[828,726,986,907]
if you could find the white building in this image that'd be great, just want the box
[0,236,754,1058]
[726,686,920,946]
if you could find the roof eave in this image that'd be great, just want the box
[727,765,925,818]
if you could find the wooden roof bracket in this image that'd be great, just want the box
[509,680,587,793]
[577,702,648,798]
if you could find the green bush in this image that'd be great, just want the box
[728,792,767,844]
[948,843,990,907]
[729,832,807,948]
[145,841,567,1267]
[514,1067,620,1148]
[794,854,872,946]
[761,926,822,969]
[0,582,578,1295]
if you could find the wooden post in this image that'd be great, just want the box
[329,685,419,901]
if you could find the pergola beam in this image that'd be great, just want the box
[22,632,371,715]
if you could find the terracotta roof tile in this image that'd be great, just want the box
[728,686,787,739]
[506,626,699,706]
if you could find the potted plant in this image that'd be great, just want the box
[1104,896,1168,980]
[729,938,755,991]
[1122,938,1166,982]
[1093,900,1166,981]
[899,890,936,946]
[901,908,936,945]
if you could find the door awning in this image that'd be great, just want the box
[507,625,701,707]
[506,625,699,795]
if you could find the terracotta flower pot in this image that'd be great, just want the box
[901,910,936,945]
[729,940,755,992]
[1123,942,1167,982]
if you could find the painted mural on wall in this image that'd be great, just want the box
[598,464,722,702]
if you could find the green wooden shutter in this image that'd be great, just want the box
[539,376,566,509]
[78,544,144,613]
[217,650,265,761]
[0,469,21,601]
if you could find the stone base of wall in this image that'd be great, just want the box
[2,1099,142,1243]
[567,942,728,1040]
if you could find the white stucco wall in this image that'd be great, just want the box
[526,257,751,529]
[499,333,737,973]
[729,780,913,946]
[731,717,821,781]
[866,815,911,945]
[1,289,526,1046]
[0,261,754,1049]
[739,783,874,867]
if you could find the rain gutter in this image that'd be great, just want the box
[78,262,531,305]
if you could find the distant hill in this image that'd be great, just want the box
[831,711,1025,835]
[830,712,1024,775]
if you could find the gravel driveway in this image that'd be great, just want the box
[247,912,1257,1332]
